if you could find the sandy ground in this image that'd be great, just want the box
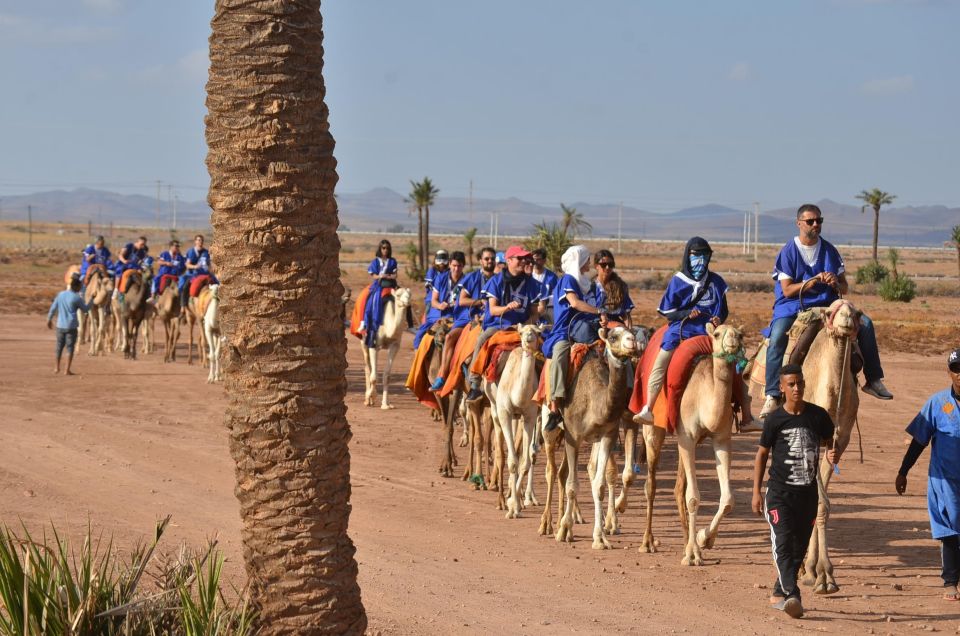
[2,312,960,635]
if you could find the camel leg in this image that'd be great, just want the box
[491,416,504,494]
[640,424,666,553]
[186,314,195,364]
[87,309,97,356]
[677,432,703,566]
[803,462,838,594]
[520,404,539,508]
[603,453,620,535]
[360,345,375,406]
[496,402,520,518]
[461,401,476,481]
[480,406,493,487]
[380,342,399,409]
[616,420,640,514]
[437,391,456,478]
[591,434,614,549]
[538,425,559,536]
[697,437,734,551]
[555,434,579,543]
[171,317,180,362]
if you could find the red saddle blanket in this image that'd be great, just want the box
[483,341,523,383]
[534,340,604,404]
[190,275,211,297]
[158,274,178,295]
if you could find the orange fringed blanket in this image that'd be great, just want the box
[349,285,392,340]
[437,323,481,397]
[468,330,521,379]
[534,340,604,404]
[405,333,439,410]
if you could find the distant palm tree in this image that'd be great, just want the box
[856,188,896,263]
[407,178,439,271]
[560,203,592,240]
[463,227,478,268]
[524,221,571,271]
[951,224,960,286]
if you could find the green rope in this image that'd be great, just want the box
[469,474,486,488]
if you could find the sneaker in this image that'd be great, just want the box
[862,378,893,400]
[430,376,445,391]
[772,596,804,619]
[465,387,484,402]
[739,417,764,433]
[760,395,782,419]
[631,405,654,425]
[544,410,563,432]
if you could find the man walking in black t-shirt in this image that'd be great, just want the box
[752,363,841,619]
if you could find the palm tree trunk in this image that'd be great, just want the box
[206,2,366,633]
[872,206,880,263]
[425,204,431,264]
[417,207,425,271]
[956,247,960,288]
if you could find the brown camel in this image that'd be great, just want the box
[155,282,182,363]
[183,288,209,367]
[637,323,745,565]
[539,327,638,549]
[112,271,149,360]
[82,268,114,356]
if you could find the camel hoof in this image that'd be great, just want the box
[458,436,468,448]
[639,543,657,554]
[381,404,395,410]
[681,555,704,567]
[800,573,816,587]
[538,520,553,536]
[696,528,715,550]
[814,581,839,595]
[592,535,612,550]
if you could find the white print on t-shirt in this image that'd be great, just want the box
[783,426,820,487]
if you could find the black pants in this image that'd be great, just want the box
[765,487,818,600]
[942,534,960,587]
[55,328,78,358]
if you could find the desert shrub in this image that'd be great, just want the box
[878,276,917,302]
[855,261,889,284]
[0,517,256,635]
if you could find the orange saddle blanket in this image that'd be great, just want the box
[534,340,604,405]
[349,285,393,339]
[405,332,439,411]
[437,323,481,397]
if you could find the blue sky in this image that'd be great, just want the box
[1,0,957,212]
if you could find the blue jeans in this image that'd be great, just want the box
[764,314,883,397]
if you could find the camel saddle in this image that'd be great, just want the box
[534,340,605,404]
[190,274,212,298]
[742,308,863,386]
[349,285,393,340]
[405,332,440,411]
[483,336,531,384]
[629,325,746,434]
[157,274,179,295]
[119,269,141,294]
[437,323,482,398]
[83,264,108,286]
[195,286,214,318]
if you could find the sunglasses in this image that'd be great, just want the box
[801,217,825,227]
[597,261,614,269]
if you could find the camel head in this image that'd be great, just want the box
[209,283,220,300]
[600,326,638,360]
[826,299,861,339]
[93,273,115,304]
[706,322,744,357]
[518,323,543,353]
[393,287,412,308]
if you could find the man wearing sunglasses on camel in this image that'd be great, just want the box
[759,204,892,419]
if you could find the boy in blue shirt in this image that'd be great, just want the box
[47,277,89,375]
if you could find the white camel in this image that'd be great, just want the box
[484,324,543,518]
[203,284,222,383]
[361,287,412,409]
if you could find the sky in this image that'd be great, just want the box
[0,0,958,213]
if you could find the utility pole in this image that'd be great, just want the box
[468,179,474,224]
[167,185,173,232]
[28,205,33,249]
[493,212,500,250]
[173,194,179,232]
[489,209,495,245]
[753,201,760,261]
[98,206,103,237]
[156,180,162,230]
[617,201,623,253]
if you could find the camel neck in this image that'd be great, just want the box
[602,350,629,420]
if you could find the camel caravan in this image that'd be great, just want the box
[63,234,225,380]
[351,205,895,612]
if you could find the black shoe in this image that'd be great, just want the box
[465,387,483,402]
[544,410,563,432]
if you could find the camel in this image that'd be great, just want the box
[636,323,745,566]
[539,327,638,549]
[112,270,150,360]
[484,324,543,518]
[203,284,222,382]
[183,284,209,367]
[81,267,114,356]
[154,281,182,363]
[361,287,412,409]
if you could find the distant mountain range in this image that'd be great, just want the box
[2,187,958,247]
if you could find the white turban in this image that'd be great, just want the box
[561,245,592,294]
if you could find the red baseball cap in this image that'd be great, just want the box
[505,245,532,260]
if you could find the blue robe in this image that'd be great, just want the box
[362,257,398,348]
[80,245,111,278]
[768,238,845,324]
[413,271,462,349]
[591,282,635,324]
[453,269,491,329]
[481,273,542,330]
[906,389,960,539]
[657,272,729,351]
[541,274,585,358]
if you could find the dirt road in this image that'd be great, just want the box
[1,314,957,634]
